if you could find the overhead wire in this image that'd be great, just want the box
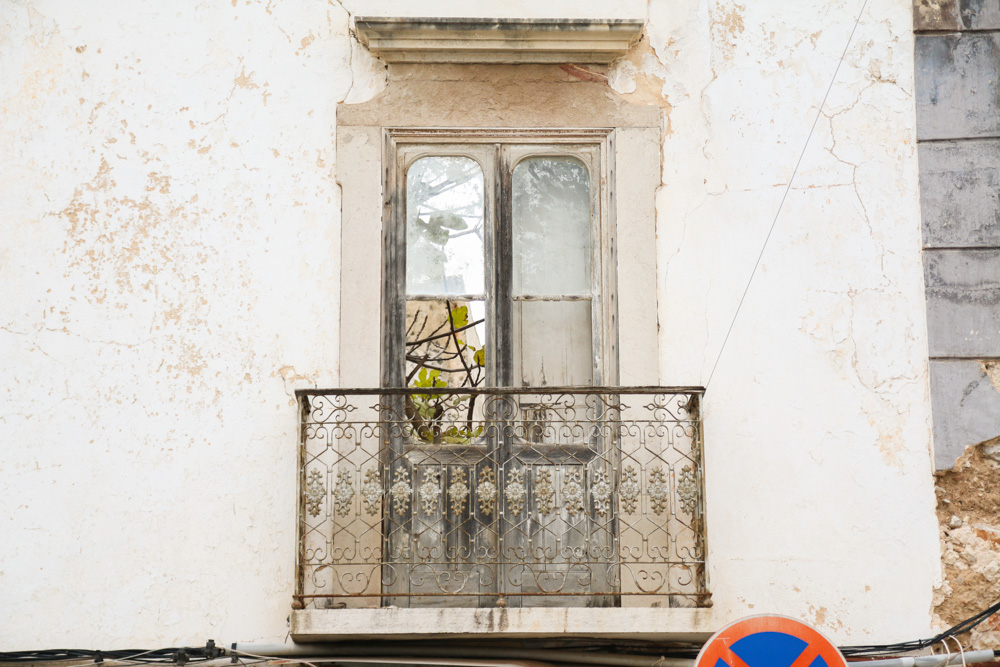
[4,601,1000,664]
[0,1,993,664]
[704,0,870,390]
[0,643,222,664]
[840,599,1000,657]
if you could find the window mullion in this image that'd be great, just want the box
[494,143,514,388]
[383,137,406,388]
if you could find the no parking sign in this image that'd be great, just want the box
[695,616,847,667]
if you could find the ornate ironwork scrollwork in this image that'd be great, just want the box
[677,464,698,515]
[504,468,526,518]
[563,468,585,517]
[648,467,669,516]
[296,387,708,608]
[361,468,381,516]
[305,468,325,518]
[620,465,640,514]
[333,469,354,515]
[449,469,470,516]
[390,468,412,515]
[590,469,612,518]
[535,468,556,516]
[419,469,442,515]
[477,467,497,516]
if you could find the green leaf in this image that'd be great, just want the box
[473,348,485,367]
[412,367,444,389]
[449,305,468,329]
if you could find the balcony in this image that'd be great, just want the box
[294,387,709,619]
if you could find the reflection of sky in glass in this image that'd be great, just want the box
[406,157,485,296]
[513,157,591,296]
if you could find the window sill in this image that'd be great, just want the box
[290,607,716,641]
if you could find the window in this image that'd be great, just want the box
[382,132,616,391]
[376,132,622,608]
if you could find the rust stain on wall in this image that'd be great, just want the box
[914,0,960,30]
[983,361,1000,393]
[559,63,606,83]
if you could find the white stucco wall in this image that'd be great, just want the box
[0,0,939,651]
[637,0,940,645]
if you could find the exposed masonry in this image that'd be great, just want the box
[933,441,1000,648]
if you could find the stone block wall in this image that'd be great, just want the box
[914,0,1000,470]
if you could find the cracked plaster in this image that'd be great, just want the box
[1,0,938,649]
[637,0,937,643]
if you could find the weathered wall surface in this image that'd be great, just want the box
[0,0,364,647]
[1,0,940,650]
[914,0,1000,470]
[634,0,940,646]
[933,441,1000,647]
[915,2,1000,637]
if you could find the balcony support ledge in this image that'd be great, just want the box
[291,607,716,642]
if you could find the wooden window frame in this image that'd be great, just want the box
[381,128,619,390]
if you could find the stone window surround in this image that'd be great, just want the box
[354,17,645,64]
[334,63,664,392]
[295,19,719,640]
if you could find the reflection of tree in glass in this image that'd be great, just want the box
[407,158,484,293]
[513,157,590,295]
[514,158,589,210]
[405,300,485,444]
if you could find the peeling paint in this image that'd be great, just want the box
[1,0,938,650]
[709,2,746,63]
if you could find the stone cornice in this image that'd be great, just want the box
[354,17,644,64]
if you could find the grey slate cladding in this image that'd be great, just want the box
[914,3,1000,469]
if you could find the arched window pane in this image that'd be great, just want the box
[512,157,591,296]
[406,156,485,296]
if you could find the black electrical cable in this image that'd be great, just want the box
[0,642,221,664]
[3,602,1000,664]
[840,599,1000,657]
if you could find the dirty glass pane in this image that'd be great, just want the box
[512,157,591,297]
[405,299,487,389]
[514,300,593,387]
[406,157,485,296]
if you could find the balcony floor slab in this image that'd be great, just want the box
[291,607,717,641]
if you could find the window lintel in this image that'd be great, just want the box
[355,17,644,64]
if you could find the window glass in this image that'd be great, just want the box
[512,156,593,387]
[514,300,593,386]
[406,156,485,296]
[512,157,591,297]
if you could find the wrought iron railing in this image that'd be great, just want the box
[294,387,709,609]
